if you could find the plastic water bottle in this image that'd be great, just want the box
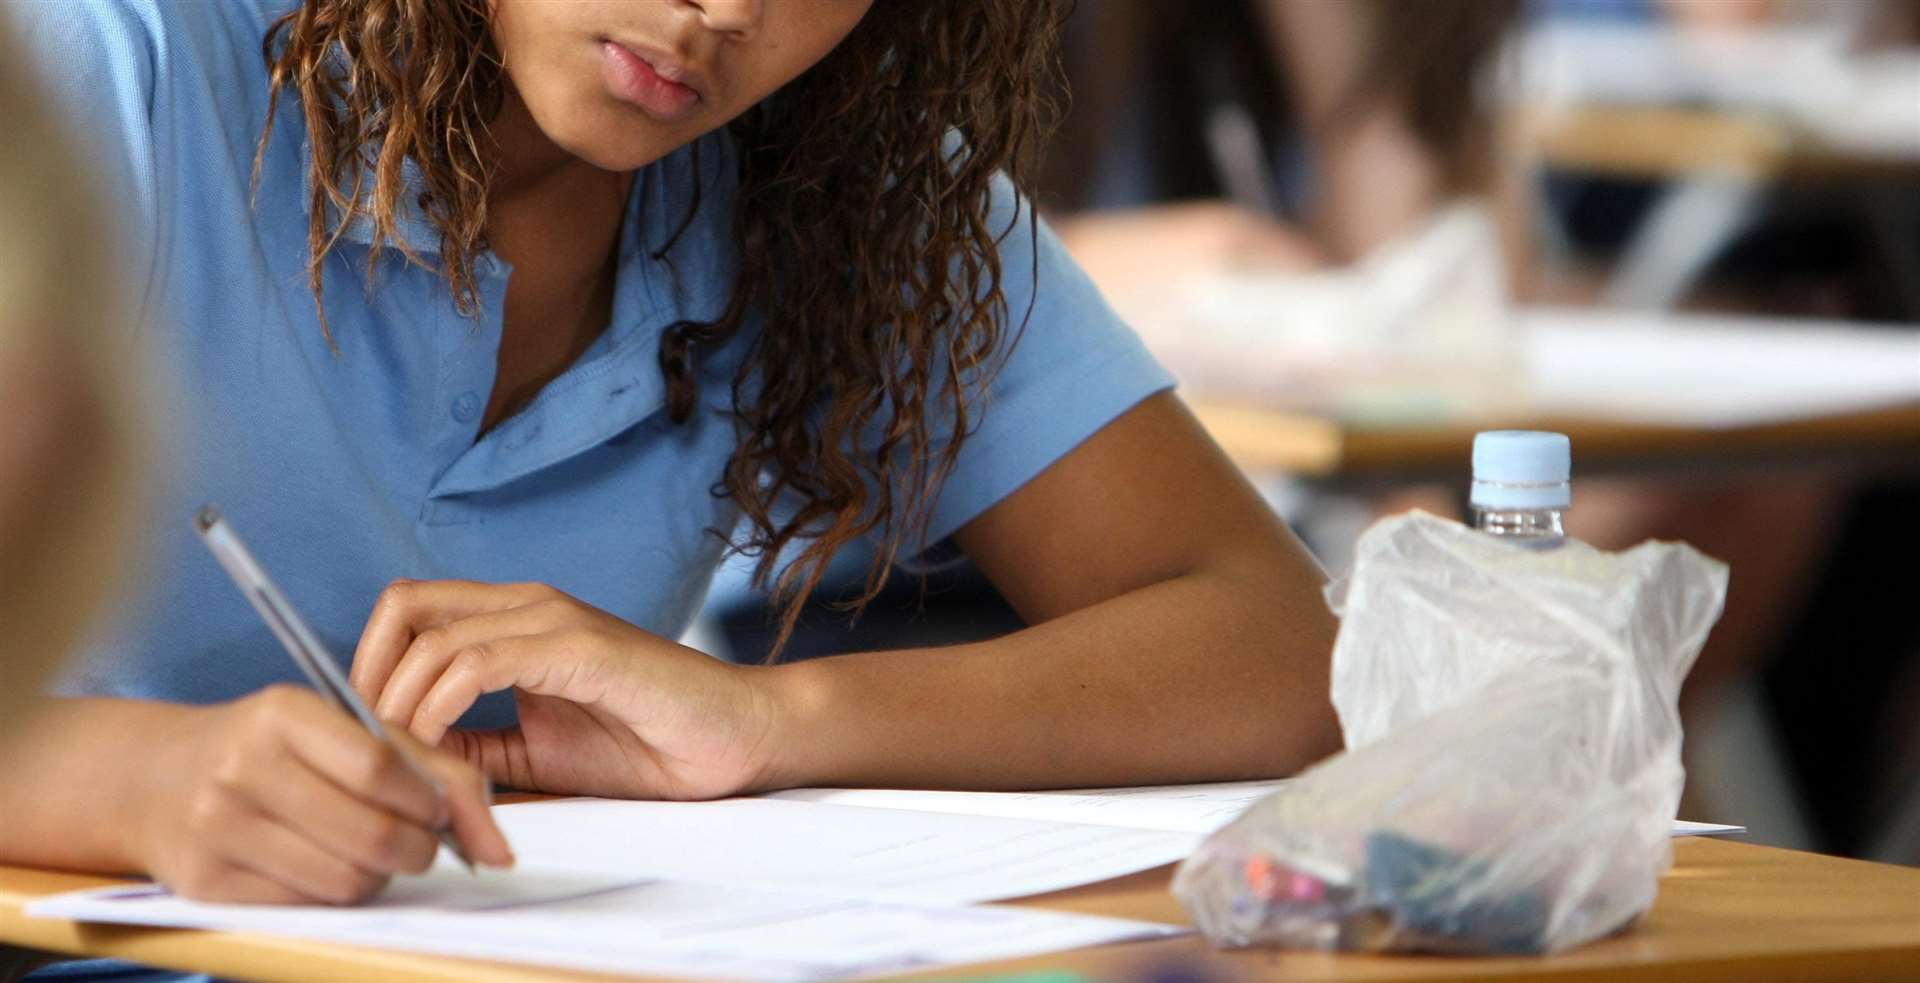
[1471,430,1570,549]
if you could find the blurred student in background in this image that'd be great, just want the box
[0,22,145,977]
[0,14,142,736]
[1041,0,1528,566]
[1041,0,1521,294]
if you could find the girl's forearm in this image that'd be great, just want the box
[759,561,1341,791]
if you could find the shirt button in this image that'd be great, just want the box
[451,391,481,423]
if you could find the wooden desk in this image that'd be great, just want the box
[5,838,1920,982]
[1185,308,1920,484]
[1530,105,1920,185]
[1191,399,1920,484]
[1523,100,1920,313]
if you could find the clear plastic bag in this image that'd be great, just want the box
[1173,511,1729,955]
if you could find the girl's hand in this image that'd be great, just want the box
[132,686,511,905]
[348,580,783,801]
[1056,202,1326,291]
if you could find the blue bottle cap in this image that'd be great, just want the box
[1471,430,1571,509]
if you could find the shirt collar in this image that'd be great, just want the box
[298,137,444,256]
[421,133,742,499]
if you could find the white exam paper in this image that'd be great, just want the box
[491,796,1201,904]
[1671,820,1746,837]
[771,780,1745,839]
[771,779,1288,834]
[29,862,1182,982]
[29,781,1741,980]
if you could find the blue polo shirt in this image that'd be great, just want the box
[18,0,1173,731]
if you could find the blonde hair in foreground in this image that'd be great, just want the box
[0,13,143,733]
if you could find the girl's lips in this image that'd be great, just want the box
[600,41,701,121]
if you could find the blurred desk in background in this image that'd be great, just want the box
[1191,307,1920,485]
[5,839,1920,981]
[1532,104,1920,184]
[1523,99,1920,312]
[1518,22,1920,174]
[1194,399,1920,484]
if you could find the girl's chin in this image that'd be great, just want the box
[551,117,692,173]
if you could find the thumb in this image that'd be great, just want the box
[391,728,515,870]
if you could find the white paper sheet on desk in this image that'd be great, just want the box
[1524,308,1920,428]
[489,796,1201,905]
[1672,820,1746,836]
[29,862,1184,982]
[771,778,1289,834]
[775,780,1745,839]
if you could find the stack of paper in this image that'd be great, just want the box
[486,795,1199,905]
[29,780,1741,979]
[34,869,1179,981]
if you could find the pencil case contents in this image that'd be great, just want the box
[1172,511,1729,955]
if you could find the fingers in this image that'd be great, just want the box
[246,739,439,876]
[406,630,633,748]
[170,856,355,907]
[350,579,557,704]
[223,807,388,905]
[155,685,521,907]
[390,730,515,869]
[372,602,573,725]
[440,727,537,792]
[264,687,446,828]
[173,731,395,904]
[261,689,512,875]
[409,635,568,746]
[374,614,616,749]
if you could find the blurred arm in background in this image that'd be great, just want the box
[1042,0,1521,288]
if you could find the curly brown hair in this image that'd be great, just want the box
[258,1,1069,657]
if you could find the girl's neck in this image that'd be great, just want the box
[483,88,633,284]
[487,88,623,208]
[476,89,635,435]
[487,88,583,201]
